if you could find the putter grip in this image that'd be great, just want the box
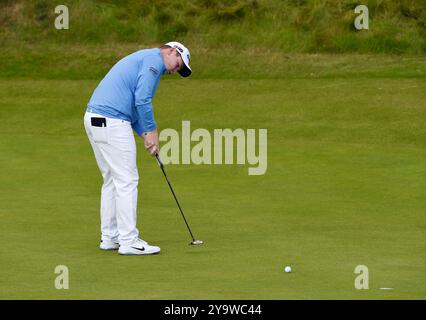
[155,153,164,169]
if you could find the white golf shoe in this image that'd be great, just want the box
[99,239,120,250]
[118,239,161,255]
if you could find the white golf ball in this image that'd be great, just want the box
[284,266,292,273]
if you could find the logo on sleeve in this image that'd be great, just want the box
[149,66,159,75]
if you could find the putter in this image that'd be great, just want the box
[155,154,204,246]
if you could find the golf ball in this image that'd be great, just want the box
[284,266,292,273]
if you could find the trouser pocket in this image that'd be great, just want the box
[91,117,109,144]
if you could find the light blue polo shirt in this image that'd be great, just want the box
[87,48,166,136]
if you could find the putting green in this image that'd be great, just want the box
[0,76,425,299]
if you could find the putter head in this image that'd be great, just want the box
[190,239,204,246]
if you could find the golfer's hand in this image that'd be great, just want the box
[142,129,159,156]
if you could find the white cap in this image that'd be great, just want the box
[165,41,192,77]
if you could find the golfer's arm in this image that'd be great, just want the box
[133,102,156,136]
[133,61,160,136]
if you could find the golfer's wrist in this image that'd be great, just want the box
[142,129,158,136]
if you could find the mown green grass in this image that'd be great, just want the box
[1,42,425,80]
[0,74,425,299]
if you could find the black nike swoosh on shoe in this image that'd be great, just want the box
[130,246,145,251]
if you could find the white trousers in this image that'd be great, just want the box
[84,111,139,246]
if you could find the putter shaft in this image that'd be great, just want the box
[155,154,197,242]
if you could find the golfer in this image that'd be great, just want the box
[84,42,192,255]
